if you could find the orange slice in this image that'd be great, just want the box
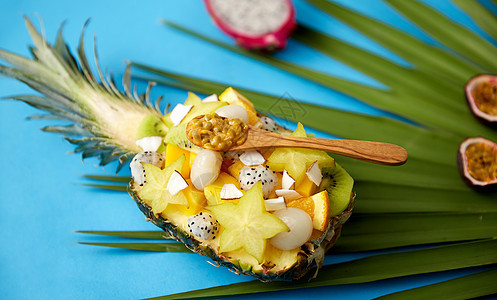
[287,190,329,231]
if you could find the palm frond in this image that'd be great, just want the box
[335,212,497,252]
[384,0,497,70]
[158,20,497,141]
[83,175,130,183]
[147,239,497,299]
[454,0,497,42]
[378,267,497,299]
[124,0,497,298]
[81,184,127,192]
[2,1,496,299]
[353,182,497,213]
[76,230,167,239]
[305,0,481,82]
[79,242,190,253]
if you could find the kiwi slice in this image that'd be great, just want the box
[318,163,354,216]
[136,114,169,139]
[136,114,169,152]
[164,125,202,153]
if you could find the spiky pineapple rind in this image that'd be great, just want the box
[129,182,354,281]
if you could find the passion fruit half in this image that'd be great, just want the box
[457,137,497,190]
[465,74,497,126]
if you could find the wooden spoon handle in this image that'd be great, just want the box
[298,137,407,166]
[232,128,408,166]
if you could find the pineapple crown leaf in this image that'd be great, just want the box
[0,17,169,172]
[42,124,91,137]
[6,94,85,120]
[77,19,97,84]
[27,113,73,121]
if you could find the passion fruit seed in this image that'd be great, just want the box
[465,142,497,182]
[473,81,497,116]
[186,113,249,151]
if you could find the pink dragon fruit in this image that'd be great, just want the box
[204,0,297,51]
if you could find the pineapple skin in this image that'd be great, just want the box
[129,183,355,281]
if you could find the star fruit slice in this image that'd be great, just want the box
[138,155,189,215]
[267,123,335,186]
[207,182,288,262]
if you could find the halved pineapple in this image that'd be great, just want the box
[0,18,355,281]
[130,88,355,281]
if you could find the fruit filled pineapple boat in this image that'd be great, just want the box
[128,88,355,281]
[0,18,373,282]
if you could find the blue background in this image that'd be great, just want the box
[1,1,495,299]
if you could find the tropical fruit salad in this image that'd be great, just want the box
[129,87,355,281]
[0,18,354,281]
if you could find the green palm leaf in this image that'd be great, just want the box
[81,174,130,191]
[82,184,127,192]
[454,0,497,42]
[79,242,190,253]
[353,182,497,213]
[77,229,497,297]
[128,69,497,297]
[83,175,130,183]
[158,21,497,141]
[378,267,497,299]
[305,0,481,81]
[291,25,488,135]
[125,0,497,298]
[385,0,497,70]
[335,212,497,252]
[1,1,495,298]
[292,25,464,107]
[147,239,497,299]
[76,230,167,239]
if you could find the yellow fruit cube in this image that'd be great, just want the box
[227,160,245,179]
[295,176,317,197]
[189,152,197,169]
[219,87,259,125]
[204,172,241,205]
[163,181,207,217]
[165,144,191,179]
[267,172,283,199]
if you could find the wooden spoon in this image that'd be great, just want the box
[227,126,408,166]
